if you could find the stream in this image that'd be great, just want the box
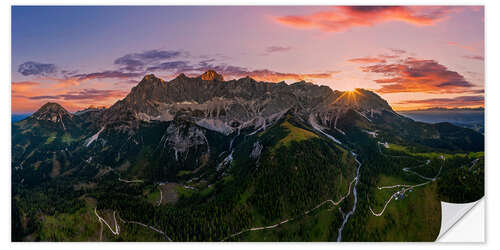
[336,152,362,242]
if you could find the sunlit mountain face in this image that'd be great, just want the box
[11,6,483,242]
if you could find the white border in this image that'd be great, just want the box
[2,0,497,249]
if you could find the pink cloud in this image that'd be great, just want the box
[275,6,463,33]
[361,57,474,94]
[347,57,387,64]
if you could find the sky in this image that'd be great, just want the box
[11,6,484,113]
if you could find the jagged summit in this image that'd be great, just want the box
[137,74,165,86]
[199,70,224,81]
[100,71,396,135]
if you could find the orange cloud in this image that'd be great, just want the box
[193,63,335,82]
[12,98,84,114]
[12,92,121,113]
[11,79,128,113]
[394,95,484,110]
[27,88,128,102]
[347,57,386,64]
[52,77,82,88]
[362,57,474,94]
[462,55,484,61]
[275,6,463,33]
[12,81,40,93]
[448,41,478,52]
[234,70,332,82]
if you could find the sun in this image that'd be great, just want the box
[345,89,359,95]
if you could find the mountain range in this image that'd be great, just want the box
[399,107,484,134]
[12,71,484,242]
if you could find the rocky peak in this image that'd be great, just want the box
[175,73,189,80]
[33,102,70,117]
[236,76,257,84]
[143,74,161,81]
[199,70,224,81]
[31,102,73,129]
[137,74,164,87]
[130,74,166,97]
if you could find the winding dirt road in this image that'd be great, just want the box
[369,154,445,217]
[94,208,120,236]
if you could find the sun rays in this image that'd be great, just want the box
[332,89,363,106]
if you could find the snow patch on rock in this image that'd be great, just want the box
[85,127,105,147]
